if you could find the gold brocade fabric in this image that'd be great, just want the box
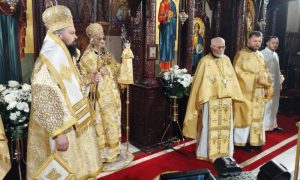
[79,46,122,162]
[39,32,96,136]
[233,48,273,129]
[183,54,244,139]
[207,98,232,162]
[250,88,266,146]
[0,116,11,179]
[118,46,134,85]
[42,5,74,32]
[27,60,102,179]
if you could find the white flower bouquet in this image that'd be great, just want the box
[161,65,193,98]
[0,80,31,139]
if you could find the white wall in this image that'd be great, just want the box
[286,0,300,32]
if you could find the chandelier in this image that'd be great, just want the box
[0,0,19,11]
[179,0,188,25]
[179,12,188,25]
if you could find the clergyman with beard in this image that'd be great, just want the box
[27,5,103,179]
[79,23,123,165]
[233,31,273,152]
[183,37,244,162]
[54,27,79,63]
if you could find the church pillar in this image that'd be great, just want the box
[142,0,157,86]
[212,0,222,36]
[234,0,246,54]
[269,8,279,35]
[257,0,269,36]
[180,0,194,72]
[129,0,170,151]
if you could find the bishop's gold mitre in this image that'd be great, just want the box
[42,5,74,32]
[86,23,104,39]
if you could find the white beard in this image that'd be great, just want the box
[214,53,224,58]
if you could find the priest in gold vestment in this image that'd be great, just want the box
[183,37,244,162]
[79,23,122,163]
[233,31,273,150]
[26,5,102,179]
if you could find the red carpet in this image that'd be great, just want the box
[233,113,298,164]
[99,113,299,180]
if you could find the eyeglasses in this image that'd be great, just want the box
[95,36,106,41]
[211,45,226,50]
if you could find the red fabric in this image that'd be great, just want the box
[18,0,27,60]
[102,144,215,180]
[132,139,196,161]
[100,113,299,179]
[158,1,170,23]
[0,1,27,60]
[0,2,14,15]
[160,61,172,71]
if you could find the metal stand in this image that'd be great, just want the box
[294,122,300,180]
[160,96,187,157]
[126,84,130,151]
[13,138,24,180]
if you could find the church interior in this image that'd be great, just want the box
[1,0,300,179]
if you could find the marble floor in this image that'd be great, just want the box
[252,145,298,179]
[120,142,140,154]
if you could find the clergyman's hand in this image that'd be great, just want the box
[90,72,103,83]
[99,67,108,76]
[94,72,103,82]
[265,90,269,99]
[55,134,69,152]
[257,74,265,85]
